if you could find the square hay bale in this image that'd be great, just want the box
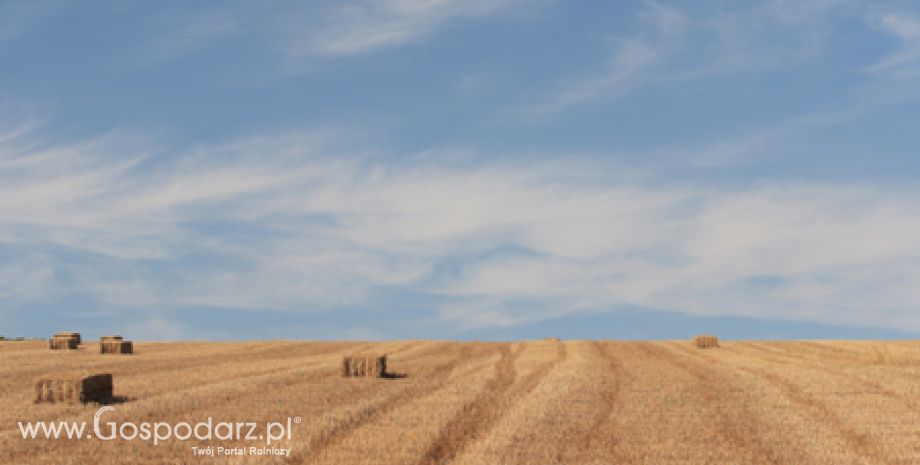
[34,373,113,404]
[100,340,133,354]
[100,335,123,342]
[693,335,719,349]
[48,337,79,350]
[342,354,387,378]
[544,337,561,341]
[53,332,81,345]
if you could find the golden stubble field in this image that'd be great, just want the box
[3,339,920,465]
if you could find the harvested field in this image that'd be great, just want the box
[3,340,920,464]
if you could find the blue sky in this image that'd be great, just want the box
[2,0,920,340]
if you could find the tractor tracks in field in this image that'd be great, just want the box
[291,344,493,465]
[573,342,622,447]
[739,364,889,464]
[555,341,626,464]
[416,344,522,465]
[670,344,896,465]
[639,343,791,465]
[416,341,567,465]
[731,343,920,415]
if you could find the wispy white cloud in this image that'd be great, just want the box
[523,0,854,115]
[282,0,522,57]
[3,127,920,332]
[868,12,920,79]
[131,0,523,71]
[522,1,685,115]
[434,183,920,330]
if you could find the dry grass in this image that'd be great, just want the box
[4,339,920,464]
[862,342,920,365]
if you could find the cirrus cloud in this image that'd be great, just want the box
[2,126,920,333]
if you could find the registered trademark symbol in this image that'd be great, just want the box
[294,417,302,424]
